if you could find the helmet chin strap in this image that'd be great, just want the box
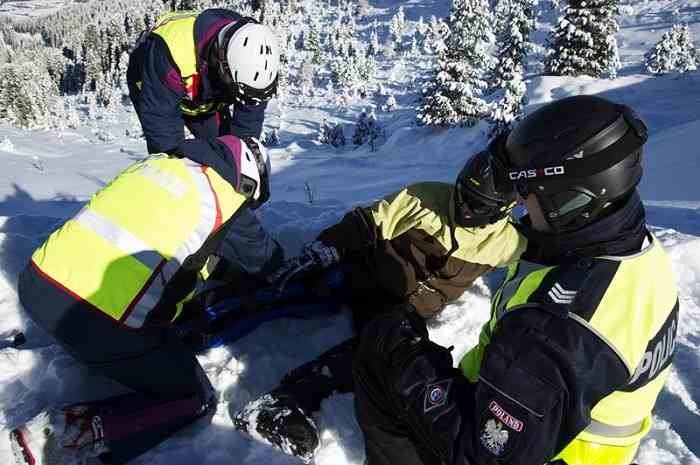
[217,22,237,49]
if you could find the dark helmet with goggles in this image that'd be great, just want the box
[492,95,648,233]
[454,150,516,228]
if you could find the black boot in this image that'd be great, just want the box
[232,392,319,463]
[279,337,357,411]
[232,338,358,462]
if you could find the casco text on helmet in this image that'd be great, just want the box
[496,95,648,233]
[223,22,280,105]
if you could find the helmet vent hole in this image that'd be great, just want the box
[254,71,259,81]
[243,37,248,47]
[234,70,238,81]
[266,45,272,54]
[265,60,268,70]
[260,45,264,54]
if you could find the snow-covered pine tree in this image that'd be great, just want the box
[265,128,280,146]
[368,27,380,56]
[262,1,290,100]
[353,109,369,145]
[307,18,323,65]
[117,50,130,97]
[295,29,305,50]
[423,15,446,54]
[318,118,332,144]
[416,0,494,127]
[357,52,376,83]
[645,24,698,75]
[330,123,346,147]
[65,98,81,129]
[356,0,370,18]
[410,34,419,55]
[385,93,397,112]
[544,0,621,78]
[330,54,359,90]
[299,61,315,95]
[366,109,382,151]
[417,16,428,36]
[389,6,406,50]
[489,0,537,135]
[0,61,56,129]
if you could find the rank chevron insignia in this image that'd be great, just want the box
[548,282,577,304]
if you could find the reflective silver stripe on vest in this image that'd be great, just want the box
[124,161,219,327]
[584,419,644,438]
[136,164,189,199]
[495,260,549,320]
[73,208,164,270]
[567,313,634,377]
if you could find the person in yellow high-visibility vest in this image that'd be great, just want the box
[127,9,283,292]
[11,136,270,465]
[351,95,679,465]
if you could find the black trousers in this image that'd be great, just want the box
[273,258,408,411]
[19,264,214,465]
[354,375,441,465]
[352,311,448,465]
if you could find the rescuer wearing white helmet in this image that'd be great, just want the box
[127,9,283,291]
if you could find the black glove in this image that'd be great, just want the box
[269,240,340,291]
[356,305,433,365]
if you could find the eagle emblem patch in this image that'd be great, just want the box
[480,419,510,456]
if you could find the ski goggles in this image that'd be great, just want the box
[454,150,515,220]
[455,179,505,216]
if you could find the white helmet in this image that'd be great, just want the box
[238,137,271,209]
[217,20,280,105]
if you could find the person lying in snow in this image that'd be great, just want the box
[233,145,527,462]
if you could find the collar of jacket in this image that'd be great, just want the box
[518,191,647,265]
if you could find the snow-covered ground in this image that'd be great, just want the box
[0,1,699,464]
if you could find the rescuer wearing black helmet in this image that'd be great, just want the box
[349,95,679,465]
[499,94,647,234]
[232,151,526,462]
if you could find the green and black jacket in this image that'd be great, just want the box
[317,182,526,318]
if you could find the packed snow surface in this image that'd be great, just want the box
[0,1,699,465]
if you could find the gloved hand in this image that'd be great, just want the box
[269,240,340,292]
[303,240,340,269]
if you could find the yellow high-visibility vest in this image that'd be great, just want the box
[151,11,223,117]
[30,154,246,328]
[460,235,678,463]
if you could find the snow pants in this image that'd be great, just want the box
[270,258,410,413]
[18,264,215,465]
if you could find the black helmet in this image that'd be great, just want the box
[454,150,516,227]
[492,95,648,233]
